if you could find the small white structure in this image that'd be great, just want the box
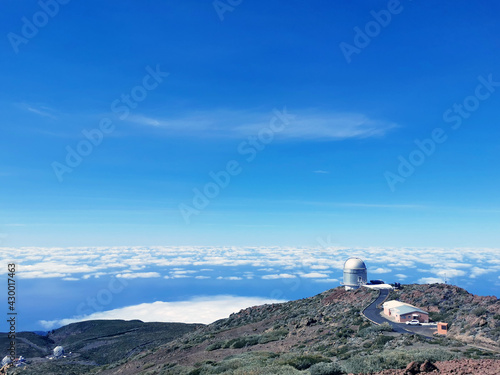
[1,356,12,366]
[53,346,64,358]
[364,283,393,290]
[342,257,367,290]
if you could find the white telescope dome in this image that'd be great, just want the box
[342,257,367,290]
[1,356,12,366]
[343,257,367,270]
[53,346,64,358]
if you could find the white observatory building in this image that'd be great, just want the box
[342,257,367,290]
[53,346,64,358]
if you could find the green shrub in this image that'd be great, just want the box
[374,335,393,347]
[472,307,487,317]
[232,364,302,375]
[206,330,288,351]
[230,336,260,349]
[309,361,344,375]
[358,322,393,337]
[282,354,330,370]
[376,322,394,332]
[342,348,456,374]
[258,329,288,344]
[206,342,223,351]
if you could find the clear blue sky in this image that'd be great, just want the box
[1,0,500,247]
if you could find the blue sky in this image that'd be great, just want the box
[1,0,500,248]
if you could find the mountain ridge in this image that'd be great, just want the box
[5,284,500,374]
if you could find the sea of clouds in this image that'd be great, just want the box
[1,246,499,330]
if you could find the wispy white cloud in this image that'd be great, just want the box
[128,115,160,127]
[310,265,330,270]
[313,278,339,283]
[337,203,423,209]
[371,267,391,274]
[431,268,466,278]
[38,295,286,329]
[164,274,191,279]
[82,272,107,279]
[469,267,495,278]
[116,272,160,279]
[217,276,243,280]
[18,103,57,119]
[418,277,444,284]
[279,200,424,210]
[299,272,329,279]
[125,109,396,141]
[394,274,408,279]
[262,273,296,280]
[18,271,69,279]
[273,112,396,140]
[313,170,330,174]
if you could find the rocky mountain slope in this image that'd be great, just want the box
[2,320,202,374]
[92,285,499,375]
[5,284,500,374]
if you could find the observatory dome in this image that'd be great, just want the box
[1,356,12,366]
[343,257,366,270]
[53,346,64,358]
[342,257,368,290]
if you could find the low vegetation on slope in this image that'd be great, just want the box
[94,286,499,375]
[0,332,54,358]
[4,320,202,375]
[7,285,500,374]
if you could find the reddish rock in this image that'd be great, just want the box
[403,361,421,375]
[419,360,438,373]
[375,359,500,375]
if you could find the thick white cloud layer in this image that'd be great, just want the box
[1,246,499,282]
[38,295,285,330]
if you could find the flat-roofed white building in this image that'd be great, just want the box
[383,300,429,323]
[383,300,410,315]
